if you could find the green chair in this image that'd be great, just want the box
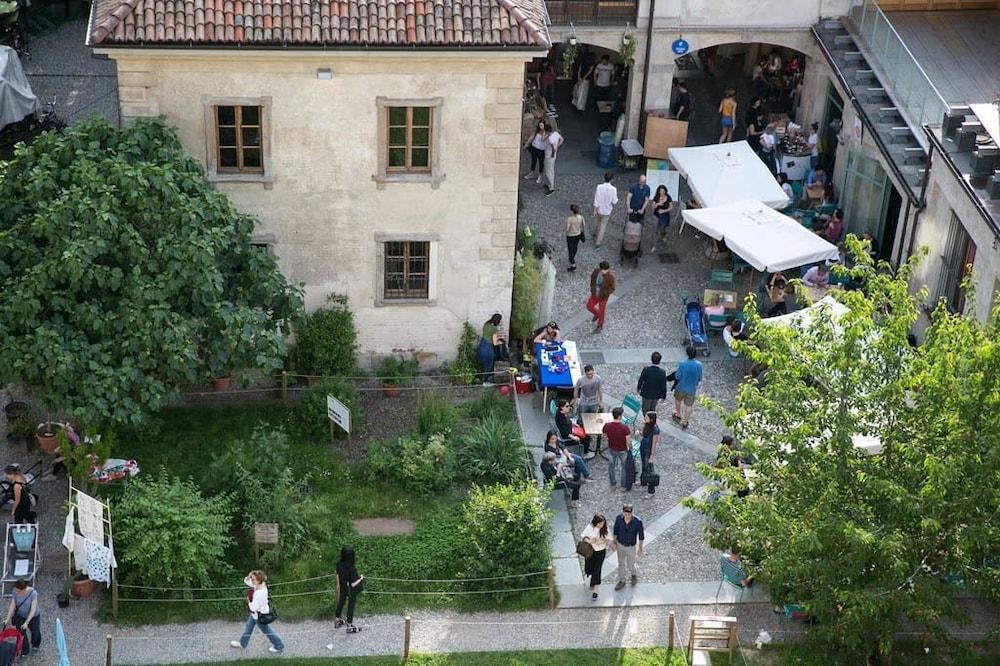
[710,269,735,290]
[621,394,642,428]
[791,181,804,201]
[797,210,816,228]
[817,203,838,217]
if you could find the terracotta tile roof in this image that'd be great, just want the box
[89,0,549,49]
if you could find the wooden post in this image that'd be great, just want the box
[546,565,555,609]
[112,573,119,619]
[105,634,113,666]
[668,610,675,649]
[329,418,335,444]
[402,616,412,661]
[280,371,288,404]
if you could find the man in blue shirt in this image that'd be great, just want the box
[612,503,644,590]
[671,346,703,429]
[626,174,651,223]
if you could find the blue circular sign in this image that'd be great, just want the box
[672,38,689,56]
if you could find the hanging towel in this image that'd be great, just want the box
[85,538,113,585]
[72,534,87,573]
[62,509,76,552]
[76,490,105,543]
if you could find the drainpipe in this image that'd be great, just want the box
[899,141,934,265]
[637,0,656,141]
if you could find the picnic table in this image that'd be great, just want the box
[535,340,581,407]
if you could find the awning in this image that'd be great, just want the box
[681,198,839,272]
[668,141,789,209]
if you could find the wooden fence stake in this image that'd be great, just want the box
[403,616,412,661]
[547,565,555,609]
[280,371,288,404]
[668,610,675,649]
[105,634,113,666]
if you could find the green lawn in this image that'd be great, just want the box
[107,395,546,625]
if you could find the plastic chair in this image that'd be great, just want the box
[706,313,728,334]
[796,210,816,228]
[710,269,735,290]
[621,394,642,428]
[791,181,804,201]
[817,203,838,217]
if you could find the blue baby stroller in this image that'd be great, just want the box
[682,298,711,357]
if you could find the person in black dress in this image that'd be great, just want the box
[334,546,364,633]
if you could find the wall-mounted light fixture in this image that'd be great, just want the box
[316,68,333,80]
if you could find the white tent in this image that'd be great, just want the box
[0,46,38,131]
[757,295,849,328]
[681,198,839,272]
[668,141,790,209]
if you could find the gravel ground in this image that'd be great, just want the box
[22,18,120,127]
[642,513,724,582]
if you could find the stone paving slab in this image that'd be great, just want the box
[558,580,769,609]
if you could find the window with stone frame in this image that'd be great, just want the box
[386,106,433,173]
[383,240,430,300]
[215,105,263,173]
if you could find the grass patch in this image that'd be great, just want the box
[108,398,544,625]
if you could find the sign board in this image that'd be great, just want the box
[327,394,351,434]
[255,522,279,545]
[643,116,689,160]
[671,38,689,56]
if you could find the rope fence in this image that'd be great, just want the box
[115,570,550,591]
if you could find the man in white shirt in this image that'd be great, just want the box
[808,121,819,169]
[592,172,619,247]
[541,123,563,196]
[593,55,615,106]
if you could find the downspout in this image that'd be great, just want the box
[637,0,656,141]
[900,140,934,265]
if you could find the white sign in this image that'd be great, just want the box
[327,394,351,434]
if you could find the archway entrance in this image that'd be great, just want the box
[670,43,809,147]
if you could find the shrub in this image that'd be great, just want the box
[375,354,419,387]
[456,322,479,368]
[465,391,514,421]
[417,393,459,435]
[116,473,234,591]
[294,379,361,441]
[446,360,479,386]
[458,414,528,483]
[232,462,310,559]
[206,425,292,492]
[510,252,543,343]
[363,432,455,494]
[294,294,358,377]
[462,481,551,582]
[361,437,396,482]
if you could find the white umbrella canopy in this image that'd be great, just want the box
[0,45,38,131]
[668,141,790,209]
[681,198,839,272]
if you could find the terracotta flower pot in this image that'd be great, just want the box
[382,385,401,398]
[36,422,62,454]
[70,577,97,598]
[212,377,232,391]
[305,375,322,387]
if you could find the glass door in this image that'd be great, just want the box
[841,149,890,243]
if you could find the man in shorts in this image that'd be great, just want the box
[671,346,703,429]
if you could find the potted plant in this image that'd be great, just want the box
[57,581,71,608]
[375,354,418,398]
[36,420,66,454]
[4,402,34,445]
[70,572,97,598]
[212,376,232,391]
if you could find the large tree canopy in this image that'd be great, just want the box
[0,117,302,425]
[690,243,1000,660]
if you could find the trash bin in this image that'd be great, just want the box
[597,131,616,169]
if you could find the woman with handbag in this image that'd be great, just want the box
[638,412,660,498]
[579,514,610,599]
[231,570,284,653]
[564,204,586,271]
[335,546,364,633]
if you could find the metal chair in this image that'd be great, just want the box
[547,400,578,452]
[621,394,642,428]
[710,269,735,290]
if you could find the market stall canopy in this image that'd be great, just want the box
[0,45,38,131]
[667,141,789,209]
[681,199,839,272]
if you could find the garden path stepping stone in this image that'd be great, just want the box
[352,518,415,536]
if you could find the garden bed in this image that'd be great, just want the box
[104,387,547,625]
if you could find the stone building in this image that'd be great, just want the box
[87,0,549,363]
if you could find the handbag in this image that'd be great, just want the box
[351,575,365,594]
[640,462,661,488]
[257,605,278,625]
[571,424,587,441]
[576,540,594,559]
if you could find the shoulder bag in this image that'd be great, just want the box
[576,540,594,559]
[257,605,278,625]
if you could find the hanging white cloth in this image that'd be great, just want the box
[76,490,105,543]
[62,509,76,552]
[72,534,88,573]
[85,538,113,585]
[573,79,589,112]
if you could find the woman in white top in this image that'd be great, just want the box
[523,120,548,181]
[231,570,284,653]
[540,120,563,195]
[580,514,611,599]
[722,318,746,358]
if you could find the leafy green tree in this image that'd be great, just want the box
[688,242,1000,660]
[0,118,302,424]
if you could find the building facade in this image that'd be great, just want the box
[88,0,549,364]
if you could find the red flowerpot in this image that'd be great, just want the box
[305,375,322,387]
[382,385,401,398]
[36,423,62,454]
[213,377,232,391]
[71,577,97,598]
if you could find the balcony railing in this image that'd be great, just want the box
[847,0,948,131]
[546,0,639,26]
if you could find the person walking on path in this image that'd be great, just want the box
[5,579,40,656]
[4,465,33,524]
[637,412,659,499]
[335,546,365,634]
[718,89,737,143]
[586,261,615,332]
[602,407,630,487]
[636,352,668,416]
[672,346,703,429]
[592,173,618,247]
[231,570,284,653]
[580,514,610,600]
[670,80,691,121]
[540,121,563,196]
[651,185,673,250]
[612,504,644,590]
[626,174,651,224]
[523,119,548,182]
[564,204,586,271]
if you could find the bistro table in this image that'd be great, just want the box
[703,288,739,310]
[580,411,614,460]
[535,340,582,408]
